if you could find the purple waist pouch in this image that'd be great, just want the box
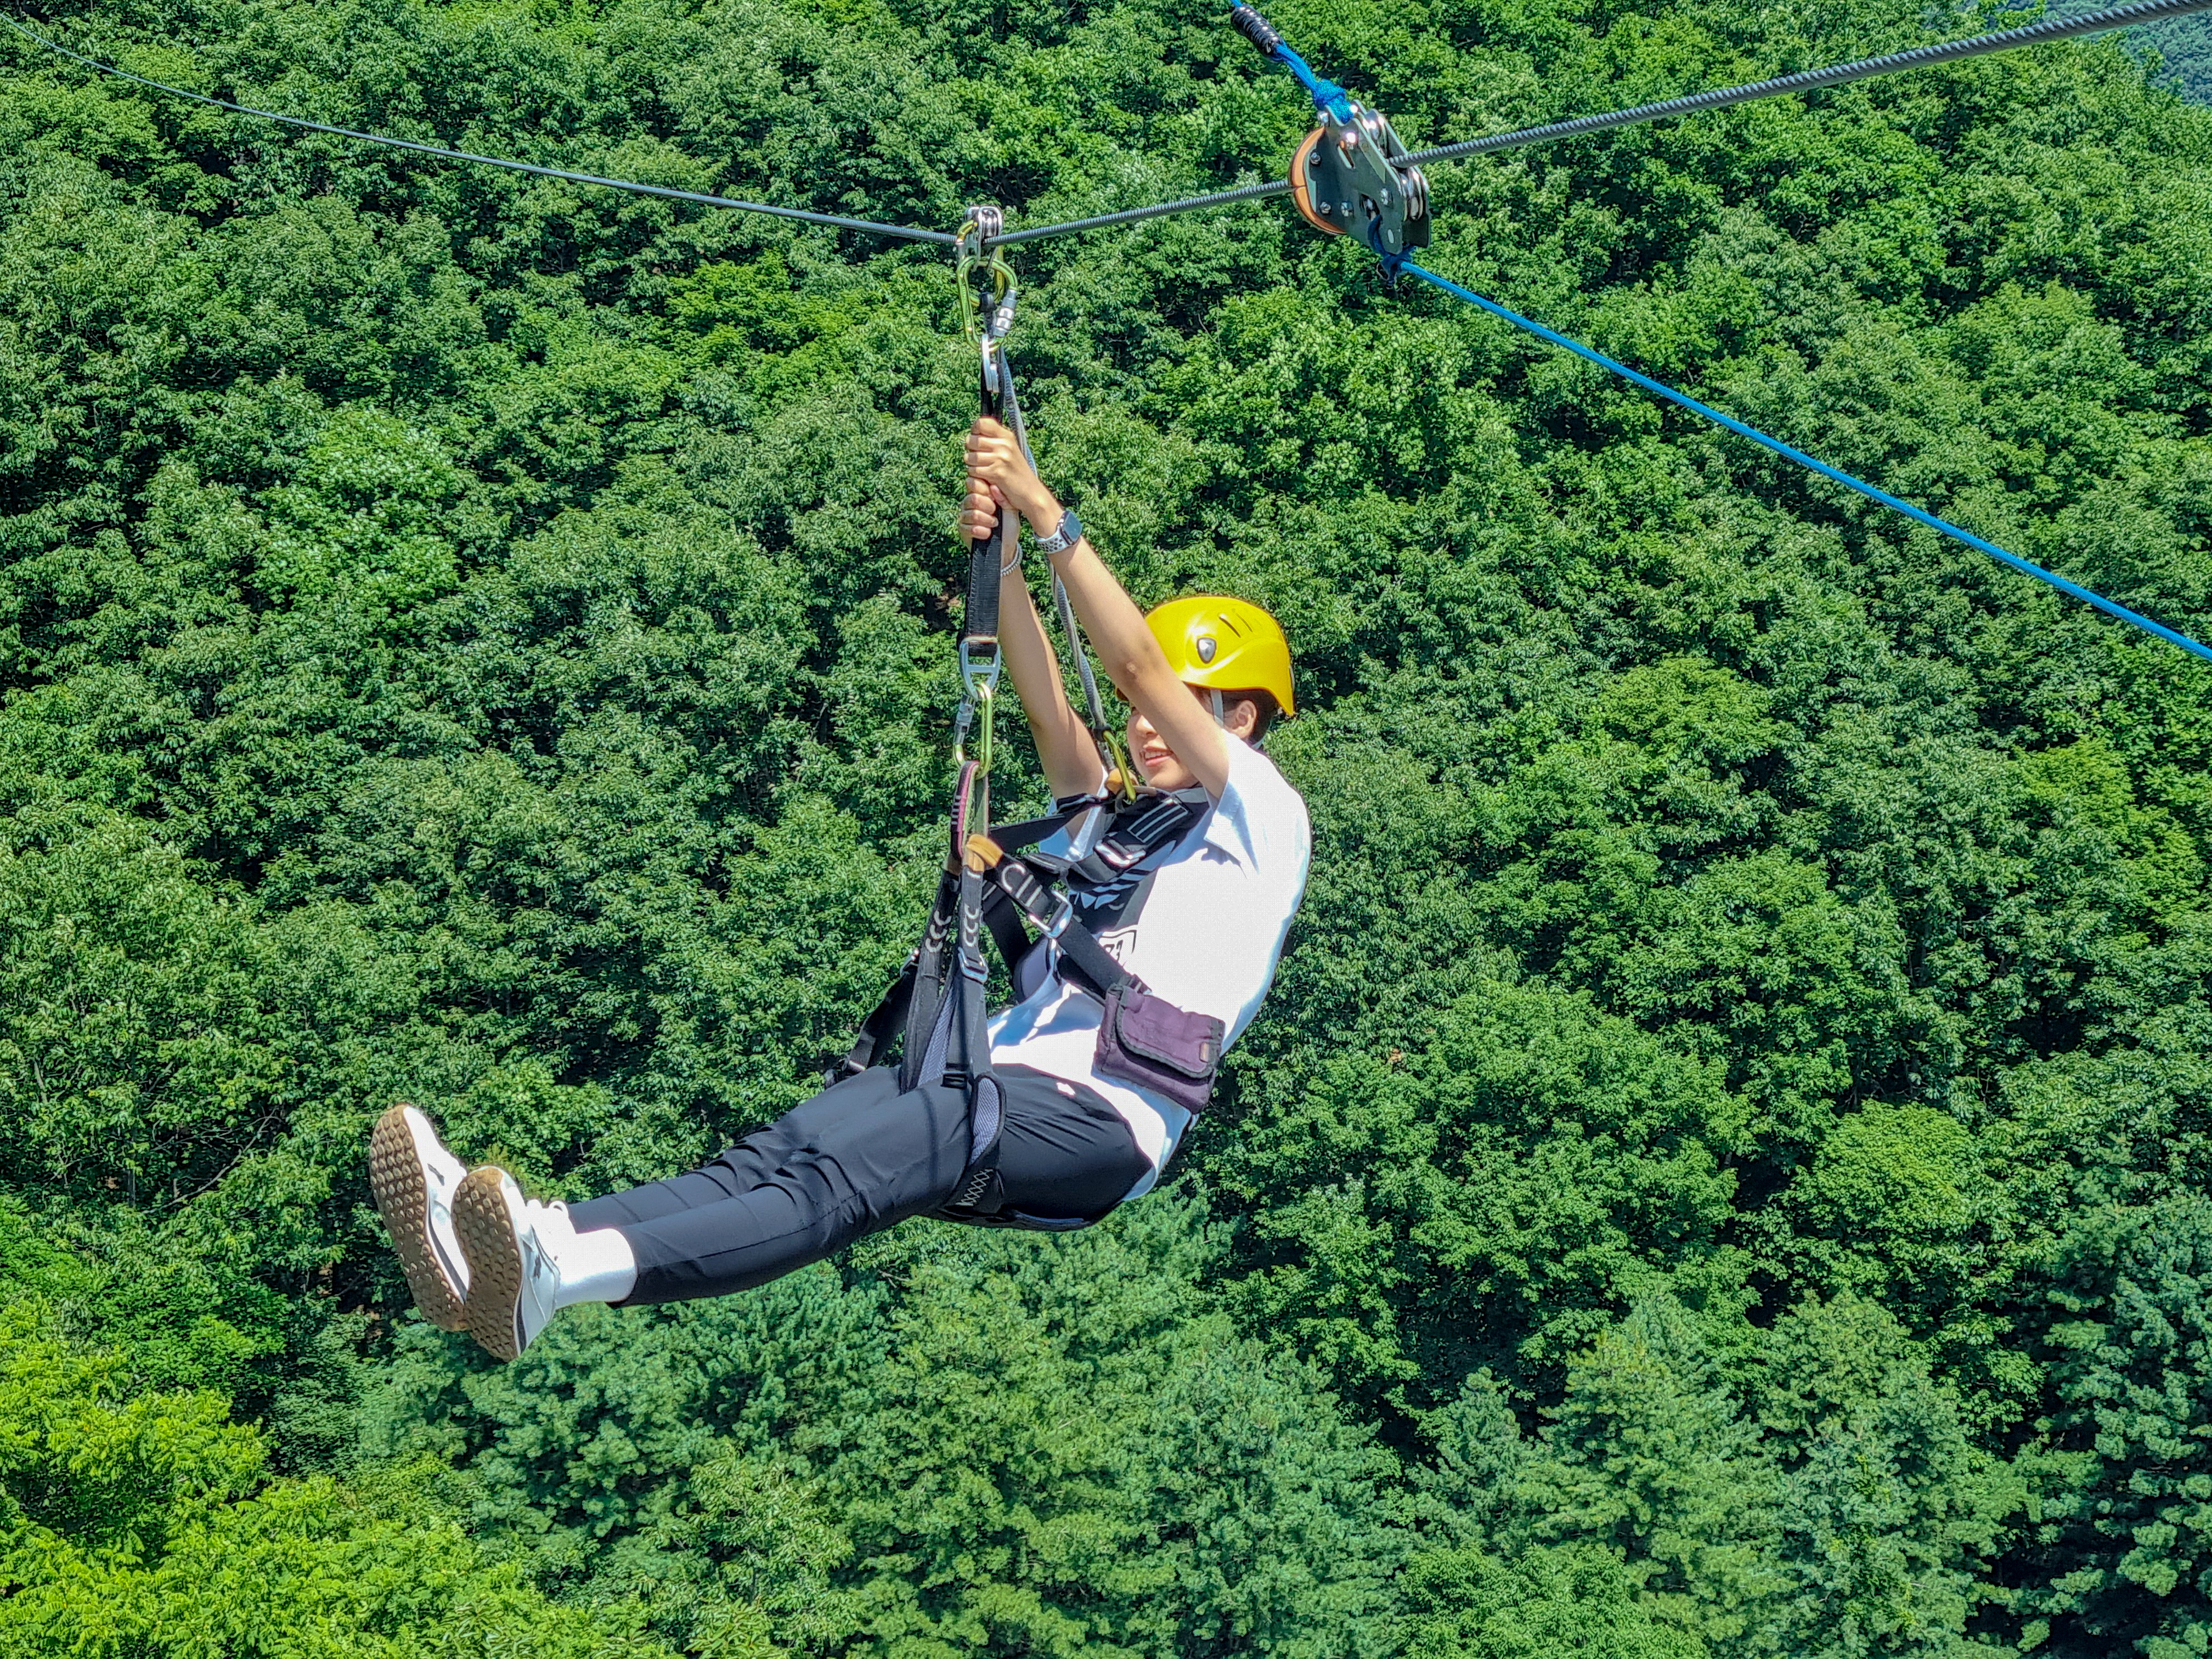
[1093,984,1225,1115]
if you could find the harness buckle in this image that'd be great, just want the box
[957,637,1002,699]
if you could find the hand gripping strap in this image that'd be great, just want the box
[962,305,1007,662]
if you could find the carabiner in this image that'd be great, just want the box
[956,207,1018,348]
[952,674,998,776]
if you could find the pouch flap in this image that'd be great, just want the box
[1110,989,1221,1079]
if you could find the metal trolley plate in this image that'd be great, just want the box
[1288,106,1431,257]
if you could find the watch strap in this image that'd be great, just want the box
[1030,508,1083,556]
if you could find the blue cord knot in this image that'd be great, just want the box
[1271,43,1355,123]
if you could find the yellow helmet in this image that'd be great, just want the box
[1144,595,1296,718]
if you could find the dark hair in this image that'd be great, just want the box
[1220,688,1282,744]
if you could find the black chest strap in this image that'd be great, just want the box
[975,786,1207,998]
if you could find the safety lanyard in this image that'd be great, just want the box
[954,211,1136,804]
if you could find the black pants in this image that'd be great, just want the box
[569,1065,1151,1306]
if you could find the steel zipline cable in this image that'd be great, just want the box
[12,1,2212,659]
[0,11,956,245]
[1397,0,2212,169]
[995,0,2212,244]
[13,0,2212,247]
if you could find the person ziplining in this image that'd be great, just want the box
[339,0,2212,1352]
[22,0,2210,1344]
[370,409,1312,1357]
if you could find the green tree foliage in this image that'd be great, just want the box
[8,0,2212,1650]
[0,1304,675,1657]
[364,1191,1403,1656]
[1408,1297,2019,1656]
[2011,1198,2212,1657]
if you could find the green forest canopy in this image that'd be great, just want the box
[7,0,2212,1653]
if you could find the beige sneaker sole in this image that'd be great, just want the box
[369,1105,467,1331]
[452,1166,526,1362]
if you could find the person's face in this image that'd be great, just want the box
[1126,687,1256,789]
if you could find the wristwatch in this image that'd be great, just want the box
[1029,507,1084,556]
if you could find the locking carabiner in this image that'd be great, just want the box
[955,208,1018,350]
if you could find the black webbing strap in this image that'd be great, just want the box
[984,854,1140,1002]
[942,850,1005,1211]
[1082,788,1207,876]
[960,207,1007,681]
[962,407,1004,662]
[894,867,958,1093]
[842,211,1030,1216]
[836,952,917,1079]
[979,884,1034,976]
[979,809,1074,856]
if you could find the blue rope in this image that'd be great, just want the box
[1384,258,2212,665]
[1237,18,2212,665]
[1269,43,1354,123]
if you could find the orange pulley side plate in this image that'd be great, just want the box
[1288,127,1345,238]
[1284,106,1431,256]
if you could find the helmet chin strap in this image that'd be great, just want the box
[1209,689,1226,729]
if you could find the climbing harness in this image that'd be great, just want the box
[1226,7,2212,665]
[832,774,1220,1228]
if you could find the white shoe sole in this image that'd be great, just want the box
[368,1105,466,1332]
[452,1166,527,1362]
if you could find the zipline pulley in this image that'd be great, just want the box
[956,206,1018,352]
[1231,5,1429,258]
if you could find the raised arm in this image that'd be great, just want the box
[963,418,1232,799]
[960,425,1107,800]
